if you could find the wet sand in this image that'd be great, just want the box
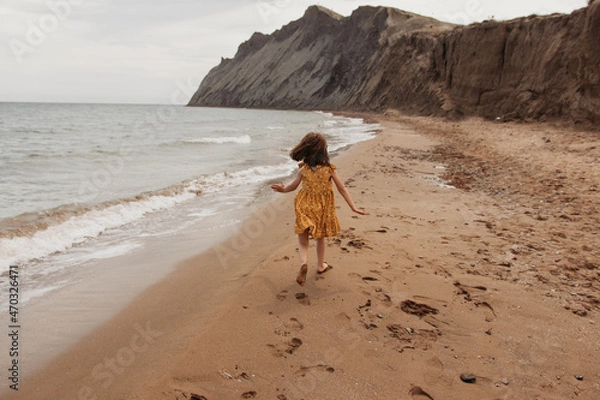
[7,114,599,399]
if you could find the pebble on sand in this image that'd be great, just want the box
[460,373,477,383]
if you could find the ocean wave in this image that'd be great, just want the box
[0,187,197,266]
[0,110,378,268]
[323,119,380,152]
[182,135,251,144]
[0,161,296,267]
[314,111,334,118]
[191,162,297,194]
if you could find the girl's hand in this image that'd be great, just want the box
[270,181,285,193]
[271,173,301,194]
[352,207,368,215]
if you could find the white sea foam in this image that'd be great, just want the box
[72,241,143,263]
[0,190,196,266]
[187,208,219,218]
[324,118,380,152]
[314,111,334,118]
[187,161,298,194]
[183,134,251,144]
[0,160,297,267]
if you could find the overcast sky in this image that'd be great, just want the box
[0,0,588,104]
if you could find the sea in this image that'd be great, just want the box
[0,102,379,373]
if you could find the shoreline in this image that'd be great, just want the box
[0,107,378,388]
[7,114,599,399]
[2,115,378,399]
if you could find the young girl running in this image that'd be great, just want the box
[271,132,367,286]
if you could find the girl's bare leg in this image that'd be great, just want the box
[316,237,326,271]
[298,231,309,266]
[296,230,309,286]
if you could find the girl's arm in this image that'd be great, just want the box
[330,169,368,215]
[270,172,302,193]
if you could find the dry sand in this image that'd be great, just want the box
[8,114,599,400]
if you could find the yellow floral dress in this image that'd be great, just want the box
[294,162,340,238]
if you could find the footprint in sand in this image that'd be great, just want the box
[294,364,335,377]
[400,300,439,317]
[348,273,383,297]
[347,238,372,250]
[286,338,303,354]
[454,281,488,301]
[349,271,391,284]
[413,295,448,307]
[362,276,379,282]
[453,281,497,321]
[284,317,304,331]
[267,337,303,358]
[350,270,395,304]
[375,290,392,305]
[275,317,304,337]
[348,272,362,280]
[424,356,444,385]
[409,386,435,400]
[335,312,351,322]
[474,300,497,322]
[387,324,441,352]
[413,294,448,328]
[295,292,310,305]
[276,290,288,301]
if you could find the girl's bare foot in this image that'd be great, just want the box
[317,262,332,274]
[296,263,308,286]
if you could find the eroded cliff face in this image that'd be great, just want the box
[439,5,600,122]
[188,3,600,123]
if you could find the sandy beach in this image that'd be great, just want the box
[8,114,599,400]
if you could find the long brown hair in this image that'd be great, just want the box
[289,132,330,167]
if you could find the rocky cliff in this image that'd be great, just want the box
[188,3,600,123]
